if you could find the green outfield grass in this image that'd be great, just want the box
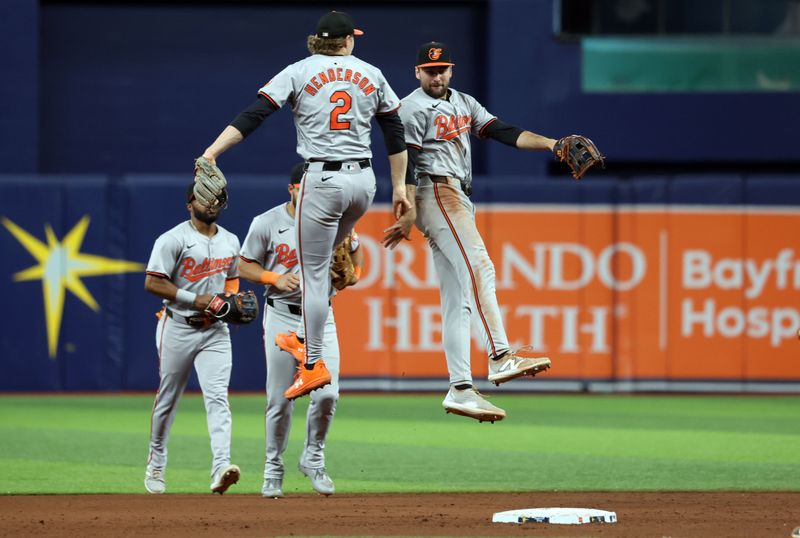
[0,393,798,494]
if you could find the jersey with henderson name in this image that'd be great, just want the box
[400,87,496,186]
[259,54,401,161]
[146,221,240,317]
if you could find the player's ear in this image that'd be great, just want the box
[415,67,421,80]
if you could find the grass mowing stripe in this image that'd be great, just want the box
[0,394,798,494]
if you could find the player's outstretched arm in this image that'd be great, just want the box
[144,274,213,310]
[516,131,557,152]
[203,95,281,163]
[202,125,244,164]
[481,119,556,152]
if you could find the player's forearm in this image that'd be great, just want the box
[516,131,557,152]
[238,259,266,285]
[145,275,178,302]
[203,125,244,161]
[145,275,208,310]
[388,150,409,197]
[405,184,417,203]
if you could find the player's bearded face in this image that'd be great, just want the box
[289,184,300,208]
[190,200,220,224]
[418,66,452,99]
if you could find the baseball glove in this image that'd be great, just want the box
[194,156,228,207]
[205,291,259,324]
[330,237,356,291]
[553,135,605,180]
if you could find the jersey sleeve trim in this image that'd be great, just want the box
[257,91,280,109]
[239,255,259,264]
[478,117,498,137]
[146,271,169,278]
[225,275,239,281]
[406,143,422,150]
[376,104,401,116]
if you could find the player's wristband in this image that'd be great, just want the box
[175,288,197,307]
[260,271,280,285]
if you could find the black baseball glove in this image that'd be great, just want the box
[194,156,228,207]
[205,291,259,324]
[553,135,605,180]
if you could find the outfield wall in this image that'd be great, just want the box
[1,174,799,392]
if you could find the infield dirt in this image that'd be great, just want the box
[2,491,799,537]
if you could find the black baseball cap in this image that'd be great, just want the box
[289,162,305,184]
[416,41,455,68]
[316,11,363,38]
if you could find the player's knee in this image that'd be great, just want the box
[267,395,293,412]
[315,391,338,412]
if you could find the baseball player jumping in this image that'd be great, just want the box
[239,163,362,498]
[384,42,570,423]
[199,10,410,401]
[143,185,241,494]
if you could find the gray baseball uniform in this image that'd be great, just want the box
[240,203,340,478]
[258,53,399,364]
[145,221,240,481]
[399,87,509,385]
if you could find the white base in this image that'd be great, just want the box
[492,507,617,525]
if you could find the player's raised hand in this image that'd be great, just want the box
[273,273,300,292]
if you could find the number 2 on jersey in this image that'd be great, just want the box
[329,91,351,130]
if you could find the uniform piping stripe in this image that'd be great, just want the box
[478,117,497,138]
[432,183,497,356]
[258,91,280,109]
[239,255,258,263]
[296,170,309,364]
[148,315,168,465]
[146,271,168,278]
[376,104,401,116]
[406,143,422,150]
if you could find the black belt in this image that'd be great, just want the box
[266,298,302,315]
[266,298,330,315]
[165,308,217,329]
[306,159,371,172]
[429,175,472,197]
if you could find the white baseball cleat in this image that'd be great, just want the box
[488,346,551,386]
[210,464,240,495]
[261,478,284,499]
[298,463,335,496]
[442,385,506,423]
[144,467,165,494]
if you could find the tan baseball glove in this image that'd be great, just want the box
[330,237,357,291]
[194,156,228,207]
[553,135,605,180]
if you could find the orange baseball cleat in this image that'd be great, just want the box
[284,359,332,400]
[275,331,305,363]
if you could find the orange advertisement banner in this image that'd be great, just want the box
[333,206,800,381]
